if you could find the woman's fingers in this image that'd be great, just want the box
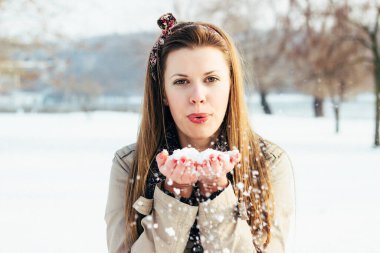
[198,152,240,182]
[230,152,241,164]
[223,152,240,172]
[159,153,198,185]
[197,161,206,180]
[190,167,199,183]
[218,154,231,175]
[159,157,176,178]
[209,154,222,177]
[221,154,238,174]
[196,164,204,181]
[180,166,194,185]
[156,149,169,167]
[170,156,198,185]
[170,156,186,182]
[199,159,215,183]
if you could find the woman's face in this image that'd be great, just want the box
[163,46,230,149]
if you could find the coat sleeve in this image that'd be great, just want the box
[197,147,295,253]
[105,149,198,253]
[131,183,198,253]
[197,181,257,253]
[104,152,132,253]
[265,150,296,253]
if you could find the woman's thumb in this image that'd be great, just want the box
[156,149,169,167]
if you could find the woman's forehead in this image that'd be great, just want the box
[165,47,229,76]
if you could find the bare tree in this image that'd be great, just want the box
[327,1,380,146]
[284,0,335,117]
[284,0,372,133]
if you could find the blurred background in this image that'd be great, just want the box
[0,0,379,252]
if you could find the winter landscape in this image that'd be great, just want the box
[1,1,380,252]
[0,93,379,253]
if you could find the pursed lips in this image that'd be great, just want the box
[187,113,210,123]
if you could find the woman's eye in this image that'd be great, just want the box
[173,79,188,85]
[206,76,218,83]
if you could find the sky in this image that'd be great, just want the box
[0,0,226,41]
[0,0,282,42]
[0,0,178,41]
[1,0,377,43]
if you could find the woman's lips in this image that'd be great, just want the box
[187,113,209,124]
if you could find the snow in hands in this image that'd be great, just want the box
[170,147,240,179]
[156,146,241,187]
[168,147,240,166]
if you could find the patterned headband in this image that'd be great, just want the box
[148,13,221,82]
[149,13,177,82]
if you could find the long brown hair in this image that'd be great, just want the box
[125,21,274,252]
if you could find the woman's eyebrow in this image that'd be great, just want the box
[203,70,218,75]
[170,73,187,78]
[170,70,218,78]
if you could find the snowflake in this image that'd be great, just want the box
[236,182,244,190]
[165,227,176,237]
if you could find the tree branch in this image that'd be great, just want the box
[331,35,372,52]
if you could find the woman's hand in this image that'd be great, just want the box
[197,152,241,197]
[156,149,198,198]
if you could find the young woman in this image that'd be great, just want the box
[105,13,295,253]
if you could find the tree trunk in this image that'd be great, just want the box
[370,26,380,147]
[260,91,272,115]
[313,96,324,117]
[333,102,340,133]
[333,80,346,134]
[375,81,380,146]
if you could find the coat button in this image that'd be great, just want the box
[191,244,203,253]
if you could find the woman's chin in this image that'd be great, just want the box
[186,129,217,140]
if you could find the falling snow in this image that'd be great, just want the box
[236,182,244,190]
[165,227,176,237]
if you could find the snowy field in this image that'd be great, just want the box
[0,93,379,253]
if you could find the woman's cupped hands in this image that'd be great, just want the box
[155,149,241,197]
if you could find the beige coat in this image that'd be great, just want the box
[105,139,295,253]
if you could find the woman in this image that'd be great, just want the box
[105,13,295,253]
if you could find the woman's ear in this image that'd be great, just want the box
[163,97,169,106]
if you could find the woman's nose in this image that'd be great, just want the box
[190,85,206,104]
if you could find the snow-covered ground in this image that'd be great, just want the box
[0,94,379,253]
